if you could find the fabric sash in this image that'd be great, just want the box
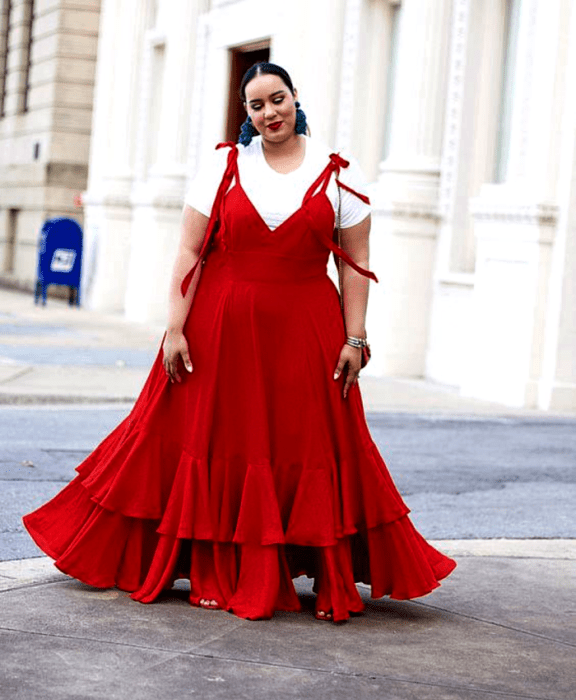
[304,152,378,283]
[181,142,238,296]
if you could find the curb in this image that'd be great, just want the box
[2,540,574,592]
[2,394,576,419]
[0,394,138,405]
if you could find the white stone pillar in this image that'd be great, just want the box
[538,169,576,411]
[538,0,576,412]
[426,0,512,388]
[463,0,573,408]
[369,0,453,376]
[273,0,346,147]
[82,0,146,313]
[335,0,363,153]
[124,0,199,324]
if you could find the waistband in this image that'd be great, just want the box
[205,250,329,284]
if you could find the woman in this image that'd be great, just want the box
[23,62,456,623]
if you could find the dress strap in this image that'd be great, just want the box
[334,178,370,204]
[181,142,239,296]
[303,153,372,205]
[304,152,378,283]
[305,210,378,282]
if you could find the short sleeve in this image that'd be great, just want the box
[331,153,371,229]
[184,147,229,218]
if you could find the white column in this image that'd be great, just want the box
[538,0,576,412]
[273,0,346,147]
[335,0,362,153]
[124,0,200,324]
[426,0,512,388]
[463,0,573,408]
[82,0,147,312]
[368,0,453,377]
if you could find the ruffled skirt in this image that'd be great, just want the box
[24,254,456,621]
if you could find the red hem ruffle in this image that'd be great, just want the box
[23,478,456,622]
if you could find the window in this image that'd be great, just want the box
[0,0,34,116]
[3,209,18,273]
[20,0,34,113]
[225,41,270,143]
[147,0,158,29]
[494,0,521,183]
[146,41,165,170]
[381,1,402,161]
[0,0,11,118]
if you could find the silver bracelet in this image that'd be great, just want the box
[346,336,368,349]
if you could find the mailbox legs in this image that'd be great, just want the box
[34,282,80,307]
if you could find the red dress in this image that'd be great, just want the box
[23,143,456,622]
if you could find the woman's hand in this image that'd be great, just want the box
[333,344,362,399]
[162,330,193,383]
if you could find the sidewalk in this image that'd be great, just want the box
[1,286,574,699]
[1,541,574,699]
[1,286,574,417]
[0,287,163,404]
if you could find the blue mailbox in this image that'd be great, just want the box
[35,217,83,306]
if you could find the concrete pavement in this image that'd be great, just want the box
[0,285,574,699]
[2,286,575,416]
[0,287,163,404]
[1,542,574,699]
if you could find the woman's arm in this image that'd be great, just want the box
[162,204,209,383]
[333,214,371,398]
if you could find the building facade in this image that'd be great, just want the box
[1,0,575,411]
[0,0,101,288]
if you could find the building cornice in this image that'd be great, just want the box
[370,200,441,223]
[470,200,558,225]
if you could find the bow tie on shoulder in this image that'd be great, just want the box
[328,153,350,172]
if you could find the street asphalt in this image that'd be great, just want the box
[0,286,574,700]
[1,407,575,560]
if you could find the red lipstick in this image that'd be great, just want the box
[267,121,283,131]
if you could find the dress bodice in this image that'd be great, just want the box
[181,143,377,295]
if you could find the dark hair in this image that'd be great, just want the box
[239,62,295,102]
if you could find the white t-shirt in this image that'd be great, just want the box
[184,136,371,230]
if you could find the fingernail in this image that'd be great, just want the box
[186,365,192,372]
[333,372,339,380]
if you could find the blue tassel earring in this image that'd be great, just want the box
[295,101,308,135]
[238,115,259,146]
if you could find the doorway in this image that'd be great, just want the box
[225,41,270,143]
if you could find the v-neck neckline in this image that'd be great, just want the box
[232,182,332,235]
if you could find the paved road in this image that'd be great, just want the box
[1,406,575,560]
[0,343,156,367]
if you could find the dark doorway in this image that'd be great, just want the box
[4,208,18,273]
[225,42,270,143]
